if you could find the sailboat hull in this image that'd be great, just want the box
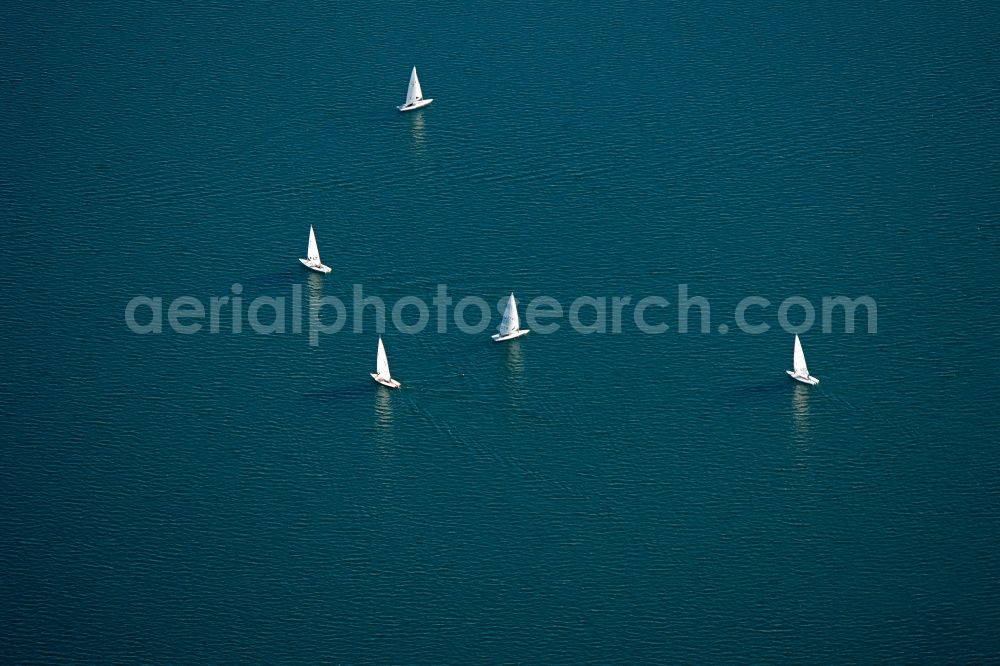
[786,370,820,385]
[492,329,530,342]
[371,373,401,389]
[398,98,433,112]
[299,258,332,274]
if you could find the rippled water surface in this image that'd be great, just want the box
[2,1,999,662]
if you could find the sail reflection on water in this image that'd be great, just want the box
[792,383,811,448]
[504,338,524,379]
[306,270,324,302]
[373,385,395,453]
[409,112,425,150]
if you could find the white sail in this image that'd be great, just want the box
[376,337,391,380]
[406,67,423,106]
[498,293,520,336]
[793,334,809,376]
[307,225,321,264]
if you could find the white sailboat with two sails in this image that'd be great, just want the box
[397,67,433,112]
[786,334,820,385]
[298,225,332,274]
[492,293,529,342]
[371,337,401,389]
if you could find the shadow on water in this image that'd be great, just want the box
[303,384,371,403]
[721,378,790,400]
[241,269,301,291]
[236,268,329,298]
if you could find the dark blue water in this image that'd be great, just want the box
[2,1,999,662]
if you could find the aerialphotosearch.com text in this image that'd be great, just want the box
[124,283,877,346]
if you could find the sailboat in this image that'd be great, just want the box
[298,225,332,274]
[492,293,530,342]
[397,66,433,112]
[370,337,401,388]
[786,334,820,385]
